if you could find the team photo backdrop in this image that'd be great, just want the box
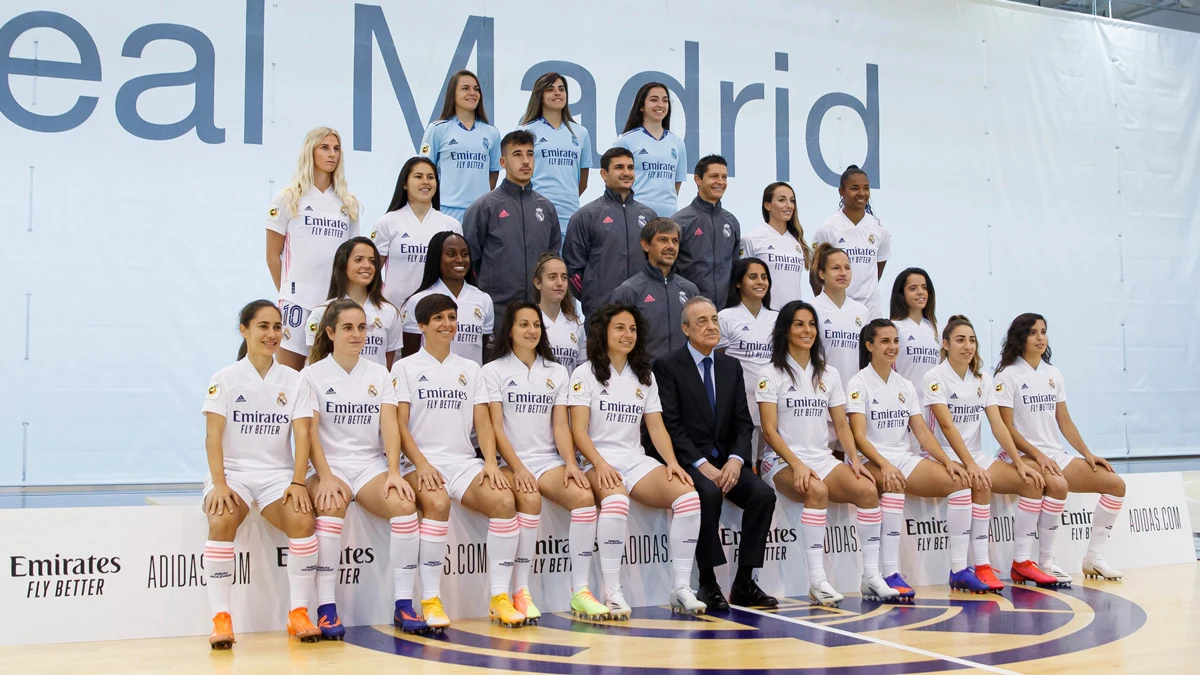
[2,0,1199,484]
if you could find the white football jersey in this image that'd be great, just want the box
[718,303,778,425]
[401,279,494,364]
[895,317,940,398]
[543,309,587,374]
[994,358,1066,455]
[921,360,998,458]
[739,225,808,308]
[303,356,397,466]
[567,362,661,457]
[483,354,570,461]
[811,211,890,319]
[845,366,922,457]
[267,185,359,310]
[391,349,488,465]
[369,205,463,309]
[306,298,402,367]
[202,358,313,473]
[756,357,845,462]
[810,292,870,391]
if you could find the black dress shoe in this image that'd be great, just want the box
[730,579,778,607]
[696,582,729,611]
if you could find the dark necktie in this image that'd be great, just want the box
[702,356,718,458]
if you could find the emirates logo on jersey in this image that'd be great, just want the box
[458,374,468,386]
[635,388,644,400]
[373,317,383,329]
[367,385,378,397]
[545,378,555,391]
[276,392,288,407]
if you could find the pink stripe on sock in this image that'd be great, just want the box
[571,508,598,523]
[314,520,343,535]
[1041,497,1066,514]
[517,514,541,528]
[1098,495,1123,511]
[1018,497,1042,513]
[392,522,419,534]
[489,518,520,535]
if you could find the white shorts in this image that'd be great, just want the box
[952,451,996,472]
[318,455,389,496]
[402,456,486,502]
[500,451,566,481]
[760,451,842,485]
[859,449,923,479]
[998,449,1073,471]
[580,450,662,491]
[279,301,311,356]
[204,468,292,513]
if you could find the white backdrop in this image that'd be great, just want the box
[0,472,1191,646]
[2,0,1199,484]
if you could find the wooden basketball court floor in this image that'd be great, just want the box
[1,561,1195,674]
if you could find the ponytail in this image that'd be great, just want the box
[236,300,280,360]
[858,318,895,370]
[307,298,363,365]
[940,315,983,377]
[809,242,847,295]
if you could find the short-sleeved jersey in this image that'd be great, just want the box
[390,349,488,464]
[520,117,593,227]
[306,298,402,367]
[811,211,891,320]
[369,205,462,308]
[718,304,778,426]
[567,362,662,457]
[400,280,494,364]
[202,358,313,473]
[266,185,358,310]
[845,366,922,457]
[810,292,870,391]
[756,358,845,461]
[739,226,809,308]
[419,117,502,210]
[544,309,587,374]
[612,127,687,217]
[994,358,1066,454]
[921,360,998,458]
[895,318,940,396]
[303,356,397,465]
[482,354,570,460]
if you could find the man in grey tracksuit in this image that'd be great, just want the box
[463,130,561,312]
[564,147,658,315]
[673,155,741,305]
[609,218,699,362]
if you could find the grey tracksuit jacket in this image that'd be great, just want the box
[608,260,699,363]
[672,195,742,304]
[463,178,561,312]
[562,188,658,316]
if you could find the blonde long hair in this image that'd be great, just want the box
[282,127,361,222]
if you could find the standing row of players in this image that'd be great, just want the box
[266,69,889,370]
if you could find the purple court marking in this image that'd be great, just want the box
[343,584,1147,674]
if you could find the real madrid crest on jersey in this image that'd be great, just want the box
[268,206,279,220]
[635,388,644,400]
[392,376,399,389]
[572,380,582,392]
[758,378,768,391]
[373,316,383,329]
[678,290,688,304]
[481,137,489,150]
[367,384,378,397]
[340,206,349,217]
[474,306,483,320]
[545,378,555,390]
[670,148,677,159]
[977,386,983,397]
[723,223,731,238]
[898,392,906,404]
[277,392,288,407]
[283,328,291,340]
[569,332,578,344]
[535,207,545,222]
[638,214,647,228]
[570,135,579,147]
[458,373,468,386]
[1048,378,1056,389]
[868,233,876,244]
[819,380,827,393]
[855,317,863,327]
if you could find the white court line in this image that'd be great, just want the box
[734,604,1025,675]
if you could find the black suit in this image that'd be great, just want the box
[653,346,776,571]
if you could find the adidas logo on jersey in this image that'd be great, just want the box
[600,388,609,395]
[235,395,247,403]
[447,138,459,146]
[638,148,649,154]
[823,319,832,324]
[400,232,411,238]
[644,294,655,302]
[787,385,796,392]
[418,376,429,382]
[1021,383,1030,389]
[602,216,614,223]
[871,398,879,404]
[837,237,846,243]
[950,393,959,399]
[506,380,518,388]
[538,137,548,143]
[741,326,750,331]
[767,244,775,250]
[305,205,314,211]
[908,335,916,341]
[499,209,510,218]
[326,387,337,395]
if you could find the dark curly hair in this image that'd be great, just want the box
[586,304,652,387]
[770,301,826,387]
[995,313,1051,374]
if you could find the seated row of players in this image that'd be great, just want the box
[266,74,889,371]
[201,261,1127,647]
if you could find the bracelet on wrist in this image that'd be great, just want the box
[290,481,306,487]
